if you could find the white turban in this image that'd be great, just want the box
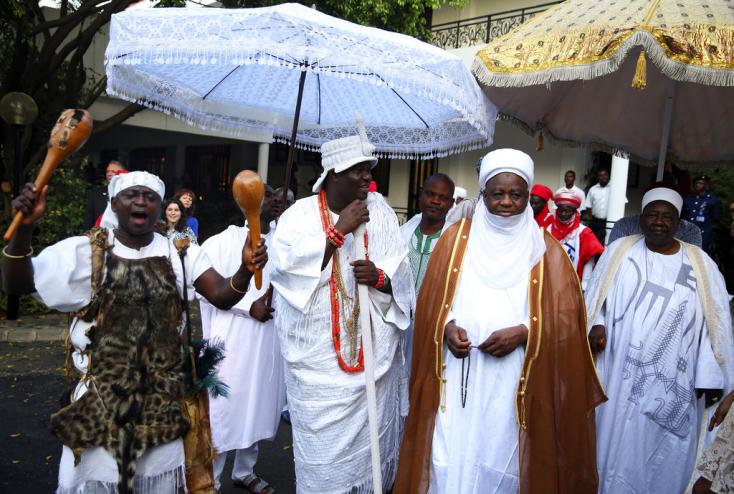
[99,171,166,228]
[453,186,467,200]
[641,186,683,214]
[478,148,534,190]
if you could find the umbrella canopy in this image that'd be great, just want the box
[105,3,496,159]
[472,0,734,166]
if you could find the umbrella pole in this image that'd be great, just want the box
[354,224,383,494]
[656,80,676,181]
[282,68,308,210]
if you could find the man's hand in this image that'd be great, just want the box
[709,391,734,431]
[334,199,369,235]
[478,325,528,357]
[242,233,268,274]
[250,292,274,322]
[445,320,471,359]
[350,259,379,286]
[12,183,48,226]
[589,325,607,354]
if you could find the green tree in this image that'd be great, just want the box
[219,0,468,39]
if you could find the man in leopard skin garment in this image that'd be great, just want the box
[3,171,268,494]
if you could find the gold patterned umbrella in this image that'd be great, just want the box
[472,0,734,172]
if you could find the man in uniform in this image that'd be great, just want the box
[683,175,721,255]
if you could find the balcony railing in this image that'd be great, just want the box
[429,1,562,50]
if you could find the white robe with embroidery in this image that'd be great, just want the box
[199,224,286,454]
[585,237,733,494]
[31,229,212,494]
[270,192,413,494]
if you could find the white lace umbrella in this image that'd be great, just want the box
[473,0,734,175]
[105,3,496,162]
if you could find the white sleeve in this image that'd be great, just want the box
[173,243,213,301]
[270,200,329,312]
[592,301,606,328]
[31,236,92,312]
[696,320,725,390]
[582,188,594,211]
[581,258,595,291]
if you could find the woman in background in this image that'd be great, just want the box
[175,188,199,237]
[163,197,197,245]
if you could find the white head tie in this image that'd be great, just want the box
[453,187,467,200]
[312,113,378,193]
[99,171,166,228]
[641,186,683,215]
[478,148,534,191]
[108,170,165,200]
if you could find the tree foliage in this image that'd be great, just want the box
[219,0,468,40]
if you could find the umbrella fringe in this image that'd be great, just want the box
[108,51,495,134]
[110,81,492,160]
[108,77,493,160]
[473,30,734,89]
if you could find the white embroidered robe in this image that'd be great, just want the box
[270,192,413,494]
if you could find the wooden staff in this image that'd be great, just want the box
[4,109,93,241]
[232,170,265,289]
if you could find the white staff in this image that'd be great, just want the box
[355,223,383,494]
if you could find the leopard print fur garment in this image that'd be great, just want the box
[50,246,189,494]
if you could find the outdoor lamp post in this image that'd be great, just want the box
[0,92,39,321]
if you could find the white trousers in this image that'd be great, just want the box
[212,443,259,490]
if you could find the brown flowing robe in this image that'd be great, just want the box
[394,218,606,494]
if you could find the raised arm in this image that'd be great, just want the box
[194,233,267,311]
[2,183,48,295]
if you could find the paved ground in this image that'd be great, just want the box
[0,311,296,493]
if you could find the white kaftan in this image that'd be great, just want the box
[586,238,730,494]
[198,224,286,454]
[31,229,213,494]
[270,192,413,494]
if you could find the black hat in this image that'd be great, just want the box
[693,175,710,182]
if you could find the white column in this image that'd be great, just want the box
[606,154,629,243]
[257,142,269,182]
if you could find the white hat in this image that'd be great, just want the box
[642,186,683,214]
[100,171,166,228]
[312,115,378,193]
[453,186,467,200]
[478,148,534,190]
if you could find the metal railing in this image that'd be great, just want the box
[429,1,562,50]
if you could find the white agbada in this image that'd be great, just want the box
[270,192,413,494]
[585,236,734,494]
[198,224,286,454]
[31,229,212,494]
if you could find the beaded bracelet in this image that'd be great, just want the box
[326,226,345,248]
[372,268,386,289]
